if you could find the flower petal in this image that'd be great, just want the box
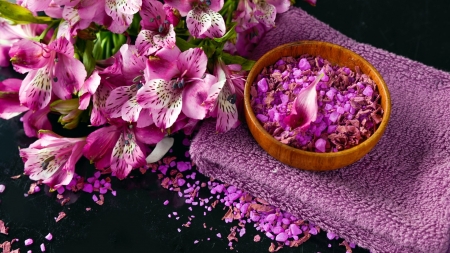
[266,0,291,13]
[139,0,165,30]
[199,9,225,38]
[181,77,213,120]
[134,123,165,144]
[48,37,75,57]
[91,82,112,126]
[19,68,52,111]
[110,132,132,180]
[145,137,174,163]
[83,125,120,168]
[136,30,161,56]
[144,47,180,80]
[136,108,154,128]
[22,0,52,12]
[215,83,239,133]
[121,92,142,122]
[137,79,173,109]
[9,39,50,73]
[186,8,211,38]
[123,128,146,167]
[53,55,87,100]
[163,0,191,16]
[254,2,276,28]
[22,106,52,137]
[0,80,29,119]
[177,48,207,79]
[153,24,176,49]
[151,89,182,129]
[105,86,135,119]
[78,71,101,110]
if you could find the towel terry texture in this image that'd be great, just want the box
[189,7,450,253]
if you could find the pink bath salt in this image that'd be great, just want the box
[111,190,117,196]
[256,114,269,123]
[298,58,311,70]
[184,151,190,158]
[265,213,277,222]
[177,228,181,232]
[309,226,318,235]
[87,177,95,183]
[349,242,356,248]
[45,233,53,241]
[182,138,191,146]
[94,171,101,178]
[99,187,108,194]
[275,232,288,242]
[272,226,284,235]
[216,233,221,238]
[363,85,374,97]
[169,161,176,167]
[177,178,186,187]
[290,224,302,236]
[326,231,336,240]
[82,184,93,193]
[24,238,33,246]
[329,111,340,122]
[194,240,199,244]
[40,243,46,252]
[92,194,99,202]
[163,200,169,205]
[315,138,327,153]
[158,165,169,174]
[56,187,65,194]
[257,78,269,92]
[93,180,100,189]
[104,182,111,188]
[176,161,191,172]
[27,251,32,253]
[265,232,274,240]
[34,186,41,193]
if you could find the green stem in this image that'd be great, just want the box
[37,19,60,42]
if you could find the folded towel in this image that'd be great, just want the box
[190,7,450,253]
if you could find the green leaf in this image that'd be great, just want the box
[82,40,96,76]
[0,0,52,24]
[213,23,237,43]
[221,52,255,71]
[175,37,196,51]
[92,34,104,60]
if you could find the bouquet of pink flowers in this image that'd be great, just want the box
[0,0,315,189]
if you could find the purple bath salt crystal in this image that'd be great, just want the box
[94,171,101,178]
[272,226,285,235]
[163,200,169,205]
[177,178,186,187]
[265,232,275,240]
[40,243,46,252]
[282,218,290,225]
[293,69,302,78]
[298,58,311,70]
[344,103,351,112]
[326,231,336,240]
[227,185,237,193]
[309,226,318,235]
[56,187,65,194]
[45,233,53,241]
[275,232,288,242]
[257,78,268,92]
[337,106,345,114]
[25,238,33,246]
[265,213,277,222]
[256,114,269,123]
[349,242,356,248]
[289,224,302,236]
[280,94,289,105]
[99,187,107,194]
[228,193,240,202]
[336,93,345,102]
[363,85,374,97]
[92,194,98,202]
[93,180,100,188]
[87,177,95,183]
[169,161,176,167]
[213,184,224,193]
[315,138,327,153]
[34,185,41,193]
[324,103,333,111]
[329,111,340,122]
[176,161,191,172]
[159,164,169,174]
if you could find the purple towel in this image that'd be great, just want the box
[190,7,450,253]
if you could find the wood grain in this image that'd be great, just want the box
[244,41,391,171]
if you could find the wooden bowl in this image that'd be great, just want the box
[244,41,391,171]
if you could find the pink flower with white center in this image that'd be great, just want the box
[136,0,176,55]
[83,121,165,179]
[204,59,246,133]
[234,0,290,32]
[136,46,215,129]
[9,37,87,111]
[105,0,142,33]
[165,0,225,38]
[20,130,86,189]
[0,18,45,66]
[235,23,267,57]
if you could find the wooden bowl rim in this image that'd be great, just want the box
[244,40,392,159]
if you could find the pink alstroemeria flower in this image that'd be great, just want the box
[136,47,215,129]
[0,78,29,119]
[204,59,246,133]
[0,78,52,137]
[165,0,225,38]
[9,37,87,111]
[83,121,164,179]
[20,130,86,189]
[136,0,176,55]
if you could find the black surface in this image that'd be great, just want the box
[1,1,450,253]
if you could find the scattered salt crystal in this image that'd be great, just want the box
[326,231,336,240]
[45,233,53,241]
[87,177,95,183]
[99,187,107,194]
[177,178,186,187]
[25,238,33,246]
[93,180,100,188]
[328,244,332,248]
[184,151,190,157]
[363,86,373,97]
[34,186,41,193]
[188,207,192,211]
[177,161,191,172]
[92,194,99,202]
[163,200,169,205]
[82,184,93,193]
[40,243,46,252]
[94,171,101,178]
[168,214,171,218]
[176,217,180,220]
[275,232,288,242]
[111,191,117,196]
[315,138,327,153]
[265,232,274,240]
[216,233,221,238]
[309,226,318,235]
[177,228,181,232]
[173,212,178,216]
[24,193,29,197]
[169,161,176,167]
[192,202,198,206]
[27,251,32,253]
[194,240,199,244]
[349,242,356,248]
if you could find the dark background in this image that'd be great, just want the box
[1,0,450,252]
